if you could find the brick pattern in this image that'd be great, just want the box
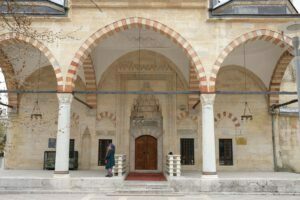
[176,111,198,122]
[0,49,18,108]
[269,51,294,106]
[210,29,294,91]
[188,63,199,108]
[215,111,240,128]
[83,55,97,108]
[97,111,116,126]
[0,33,63,91]
[66,17,207,92]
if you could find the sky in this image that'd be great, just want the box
[295,0,300,11]
[49,0,64,6]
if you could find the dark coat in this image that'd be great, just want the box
[105,148,115,169]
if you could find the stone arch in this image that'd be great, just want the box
[0,49,18,108]
[176,111,198,122]
[66,17,208,92]
[0,33,63,91]
[82,55,97,108]
[214,111,241,128]
[269,51,294,106]
[96,111,116,126]
[210,29,294,91]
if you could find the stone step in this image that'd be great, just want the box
[107,191,184,196]
[117,187,174,192]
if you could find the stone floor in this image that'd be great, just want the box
[0,170,299,195]
[0,170,109,178]
[0,193,299,200]
[0,170,299,179]
[181,171,300,179]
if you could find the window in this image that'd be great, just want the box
[98,139,112,166]
[180,138,194,165]
[219,139,233,166]
[69,139,75,152]
[48,138,74,151]
[48,138,56,148]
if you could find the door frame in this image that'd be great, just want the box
[130,130,163,172]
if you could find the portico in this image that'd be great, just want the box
[0,1,299,183]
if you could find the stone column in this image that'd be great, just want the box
[54,93,73,174]
[201,94,217,178]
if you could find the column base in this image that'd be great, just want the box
[54,171,69,178]
[202,172,218,179]
[54,170,69,174]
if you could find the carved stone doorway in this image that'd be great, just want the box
[130,83,163,172]
[135,135,157,170]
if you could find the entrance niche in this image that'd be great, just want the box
[130,82,163,172]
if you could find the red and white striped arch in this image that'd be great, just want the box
[82,55,97,108]
[0,49,18,108]
[210,29,294,92]
[269,51,294,106]
[0,33,63,91]
[66,17,208,92]
[215,111,241,128]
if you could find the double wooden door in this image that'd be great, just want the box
[135,135,157,170]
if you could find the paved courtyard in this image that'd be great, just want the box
[0,193,299,200]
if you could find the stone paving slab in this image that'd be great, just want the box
[0,193,300,200]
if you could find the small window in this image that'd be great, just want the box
[219,139,233,166]
[98,139,112,166]
[48,138,56,148]
[180,138,194,165]
[48,138,75,151]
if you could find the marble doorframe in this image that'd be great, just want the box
[118,74,174,173]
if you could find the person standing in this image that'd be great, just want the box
[105,143,115,177]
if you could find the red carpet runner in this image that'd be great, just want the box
[125,172,167,181]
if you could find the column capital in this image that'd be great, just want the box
[200,94,215,106]
[57,93,73,104]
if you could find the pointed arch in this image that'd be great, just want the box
[210,29,294,91]
[0,49,18,108]
[82,55,97,108]
[214,111,241,128]
[0,33,63,91]
[269,51,294,106]
[66,17,208,92]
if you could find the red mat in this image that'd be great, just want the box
[125,172,167,181]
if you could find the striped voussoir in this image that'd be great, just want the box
[0,49,18,109]
[83,55,97,108]
[269,51,294,106]
[214,111,240,128]
[177,111,198,122]
[97,111,116,126]
[0,33,63,92]
[66,17,208,92]
[188,63,200,108]
[210,29,294,92]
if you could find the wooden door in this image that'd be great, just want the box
[135,135,157,170]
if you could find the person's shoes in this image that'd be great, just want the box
[105,174,110,177]
[108,174,113,177]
